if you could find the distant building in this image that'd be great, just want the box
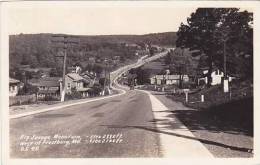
[135,50,149,56]
[20,67,40,73]
[112,56,121,63]
[125,43,141,49]
[151,45,163,52]
[38,68,53,78]
[9,78,20,97]
[68,66,82,74]
[88,57,95,63]
[150,75,189,85]
[18,66,53,78]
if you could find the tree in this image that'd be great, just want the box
[128,67,150,85]
[50,68,61,77]
[167,48,195,88]
[176,8,253,85]
[176,8,219,86]
[99,77,109,86]
[164,52,172,65]
[213,9,253,80]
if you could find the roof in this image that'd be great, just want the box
[77,88,91,92]
[81,72,96,79]
[20,68,40,72]
[151,75,189,80]
[38,68,52,72]
[30,77,61,87]
[66,73,84,81]
[9,78,20,84]
[38,89,59,94]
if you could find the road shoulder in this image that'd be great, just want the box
[138,90,213,157]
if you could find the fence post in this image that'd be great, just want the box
[185,92,188,102]
[201,94,204,102]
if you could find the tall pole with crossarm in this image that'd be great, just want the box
[52,35,78,102]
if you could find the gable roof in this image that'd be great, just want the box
[66,73,84,81]
[81,72,96,79]
[9,78,20,84]
[29,77,61,87]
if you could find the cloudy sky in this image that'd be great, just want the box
[6,2,197,35]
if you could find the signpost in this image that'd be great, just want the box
[183,89,190,103]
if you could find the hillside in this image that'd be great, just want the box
[9,32,177,70]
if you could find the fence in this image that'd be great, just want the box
[9,94,36,106]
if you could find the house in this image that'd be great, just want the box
[125,43,141,49]
[198,69,235,86]
[38,68,53,78]
[135,50,149,56]
[112,56,121,64]
[9,78,20,97]
[88,57,95,63]
[65,73,90,97]
[19,66,53,78]
[150,75,189,85]
[34,77,61,100]
[151,45,163,52]
[81,71,96,86]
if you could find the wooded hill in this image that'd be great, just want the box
[9,32,177,70]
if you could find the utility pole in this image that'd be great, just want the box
[108,65,111,89]
[103,65,106,95]
[219,26,230,93]
[223,32,227,78]
[52,35,78,102]
[103,58,111,95]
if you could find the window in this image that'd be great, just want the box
[67,83,71,89]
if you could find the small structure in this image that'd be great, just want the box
[88,57,95,63]
[68,66,82,74]
[9,78,20,97]
[150,75,189,85]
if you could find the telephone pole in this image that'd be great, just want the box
[52,35,78,102]
[218,25,230,93]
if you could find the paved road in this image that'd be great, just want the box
[10,52,171,158]
[9,50,214,158]
[10,90,162,158]
[9,50,253,158]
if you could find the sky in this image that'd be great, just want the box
[6,2,197,35]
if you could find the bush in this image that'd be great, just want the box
[89,85,103,97]
[66,87,82,100]
[44,95,60,101]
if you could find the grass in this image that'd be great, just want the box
[166,80,253,136]
[141,58,167,75]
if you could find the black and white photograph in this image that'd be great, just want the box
[1,1,260,164]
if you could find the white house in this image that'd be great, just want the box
[198,69,235,86]
[9,78,20,97]
[65,73,90,97]
[150,75,189,85]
